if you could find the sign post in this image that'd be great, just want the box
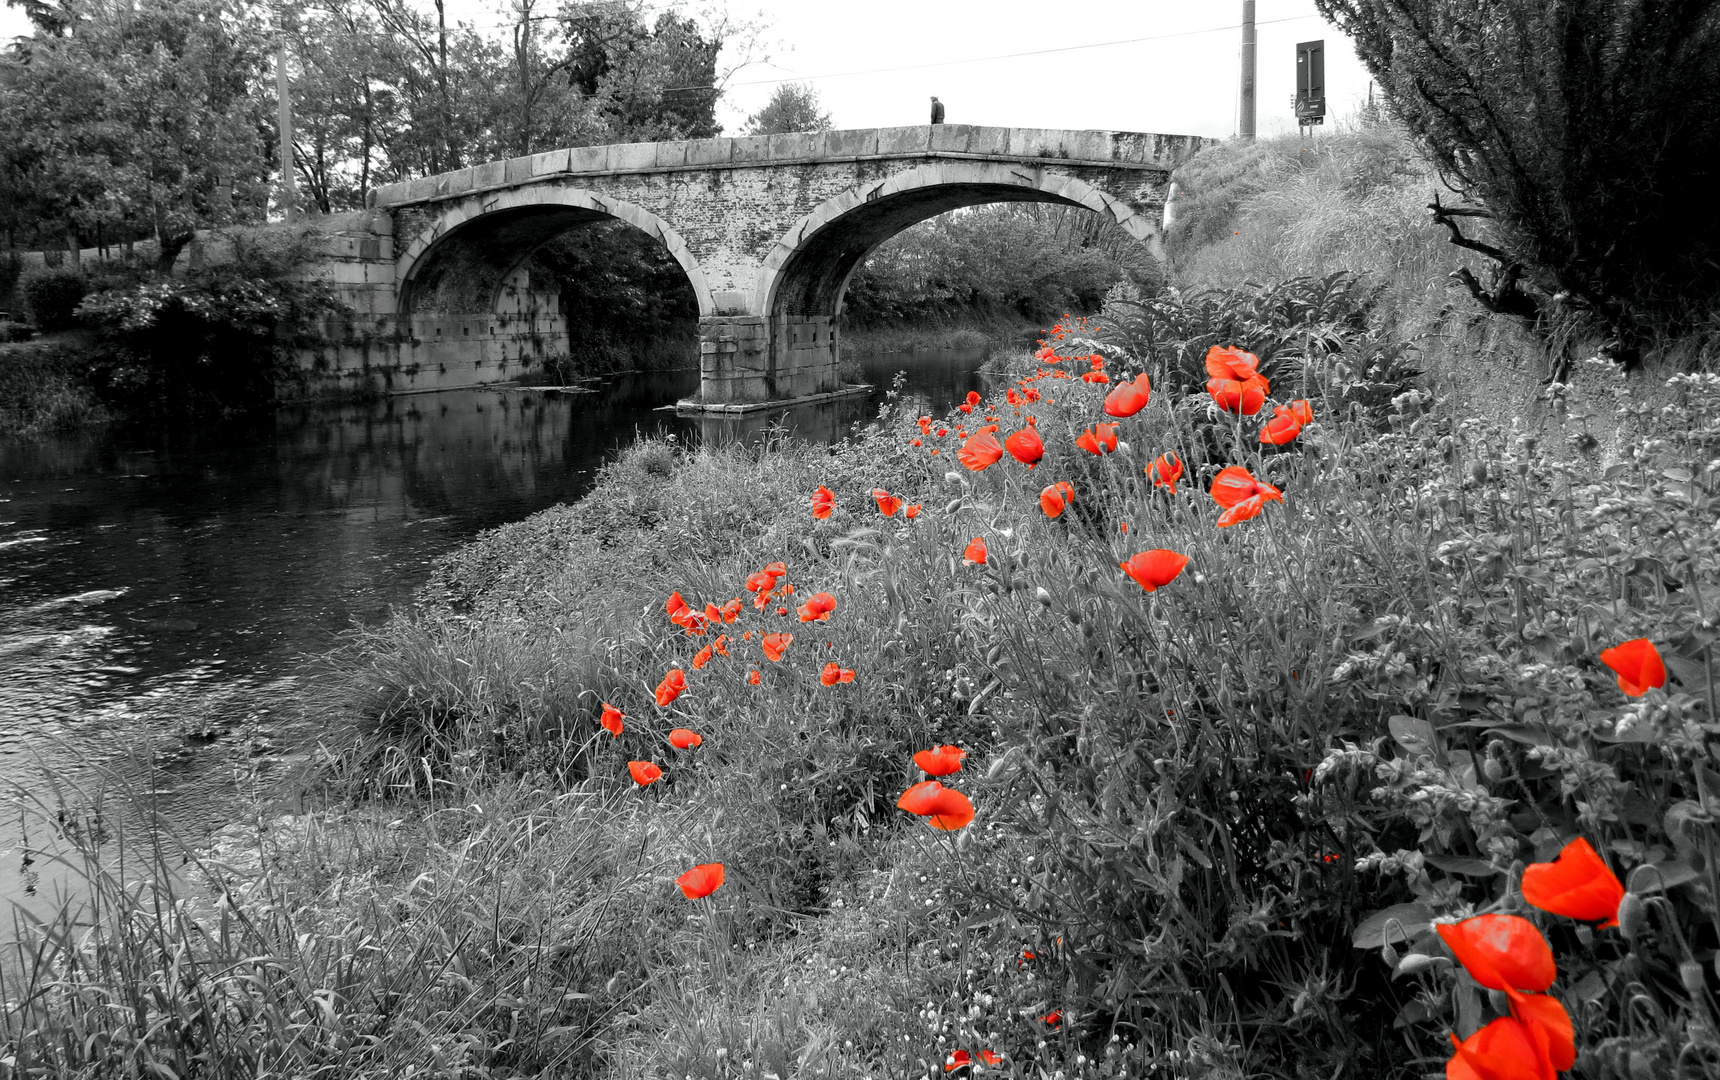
[1295,39,1326,135]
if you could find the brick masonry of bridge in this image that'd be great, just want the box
[287,125,1205,406]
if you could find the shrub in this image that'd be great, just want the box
[0,250,21,300]
[20,265,88,331]
[1316,0,1720,349]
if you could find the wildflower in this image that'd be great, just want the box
[665,590,688,616]
[905,503,922,519]
[600,703,625,738]
[910,438,922,447]
[821,662,856,685]
[1505,987,1576,1072]
[721,598,743,623]
[962,537,988,566]
[763,561,786,576]
[798,592,837,622]
[1005,388,1021,406]
[1209,465,1282,526]
[628,760,663,786]
[1259,404,1305,445]
[1434,914,1555,992]
[1445,1015,1555,1080]
[1120,549,1189,593]
[945,1050,972,1072]
[867,489,902,517]
[1289,398,1314,425]
[1075,422,1119,455]
[913,745,966,776]
[980,1050,1003,1066]
[703,602,722,624]
[712,634,728,657]
[1081,371,1111,384]
[1042,1010,1062,1028]
[811,485,835,519]
[761,633,793,662]
[1004,427,1045,467]
[746,570,776,594]
[1102,374,1151,418]
[1204,344,1261,381]
[896,780,975,830]
[959,401,975,413]
[676,862,725,899]
[1147,452,1183,492]
[1207,375,1269,415]
[748,670,761,685]
[691,644,714,670]
[1599,638,1666,696]
[966,390,981,407]
[1040,481,1076,519]
[958,431,1004,471]
[1521,837,1625,927]
[655,668,686,707]
[668,728,702,749]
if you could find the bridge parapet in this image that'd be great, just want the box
[369,125,1202,209]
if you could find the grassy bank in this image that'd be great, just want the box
[0,336,111,435]
[841,320,1034,362]
[5,124,1718,1077]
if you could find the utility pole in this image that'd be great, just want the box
[276,32,296,219]
[1239,0,1257,142]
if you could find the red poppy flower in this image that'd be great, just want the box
[966,390,981,407]
[1081,371,1111,384]
[721,598,743,623]
[1120,549,1190,592]
[1506,987,1576,1072]
[1434,914,1555,992]
[712,634,729,657]
[1289,398,1314,426]
[1075,422,1119,455]
[763,562,786,576]
[1520,836,1625,928]
[600,703,625,738]
[1024,387,1041,402]
[895,780,975,830]
[761,632,793,662]
[670,607,705,634]
[747,669,761,685]
[958,431,1004,471]
[1005,388,1021,406]
[811,485,835,520]
[1004,427,1045,467]
[962,537,988,566]
[628,760,662,786]
[913,745,966,776]
[1204,345,1261,382]
[745,571,774,595]
[1599,638,1666,697]
[655,668,686,707]
[776,606,788,616]
[1040,481,1075,519]
[904,503,922,519]
[1206,375,1269,415]
[1259,405,1304,445]
[1209,465,1282,526]
[691,644,714,670]
[1102,374,1151,417]
[1446,1016,1554,1080]
[668,727,702,749]
[1042,1010,1062,1028]
[796,592,836,622]
[935,427,948,438]
[944,1050,971,1072]
[820,661,856,685]
[676,862,724,899]
[873,489,903,516]
[958,401,975,413]
[980,1049,1003,1066]
[1147,452,1183,493]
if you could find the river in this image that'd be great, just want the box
[0,349,990,914]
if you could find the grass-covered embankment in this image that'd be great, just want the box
[0,336,111,435]
[5,122,1719,1078]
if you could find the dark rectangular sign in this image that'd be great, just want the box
[1296,39,1326,121]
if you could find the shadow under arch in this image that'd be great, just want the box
[752,161,1162,321]
[395,187,716,319]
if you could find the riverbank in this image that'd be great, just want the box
[0,335,111,435]
[839,319,1036,360]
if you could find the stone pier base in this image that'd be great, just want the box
[689,314,843,408]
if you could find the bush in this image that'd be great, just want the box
[1316,0,1720,349]
[0,250,21,300]
[21,265,89,331]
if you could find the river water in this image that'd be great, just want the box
[0,350,989,913]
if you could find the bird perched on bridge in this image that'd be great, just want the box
[930,96,945,124]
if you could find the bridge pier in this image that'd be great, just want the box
[687,314,858,410]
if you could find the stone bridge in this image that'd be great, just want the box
[295,124,1205,407]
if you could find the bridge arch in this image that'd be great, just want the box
[751,161,1162,320]
[396,187,717,318]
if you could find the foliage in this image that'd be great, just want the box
[741,82,832,136]
[0,340,110,434]
[0,249,21,299]
[843,204,1155,330]
[1315,0,1720,349]
[526,219,698,377]
[19,265,89,331]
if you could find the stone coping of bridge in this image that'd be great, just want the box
[370,125,1204,209]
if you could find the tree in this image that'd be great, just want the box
[742,82,830,136]
[1314,0,1720,355]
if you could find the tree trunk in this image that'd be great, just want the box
[157,229,195,275]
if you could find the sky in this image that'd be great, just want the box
[0,0,1371,141]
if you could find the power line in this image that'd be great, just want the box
[664,14,1327,93]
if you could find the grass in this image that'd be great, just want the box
[0,337,110,436]
[4,121,1719,1077]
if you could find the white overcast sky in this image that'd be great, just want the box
[1,0,1369,141]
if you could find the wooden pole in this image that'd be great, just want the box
[1239,0,1256,142]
